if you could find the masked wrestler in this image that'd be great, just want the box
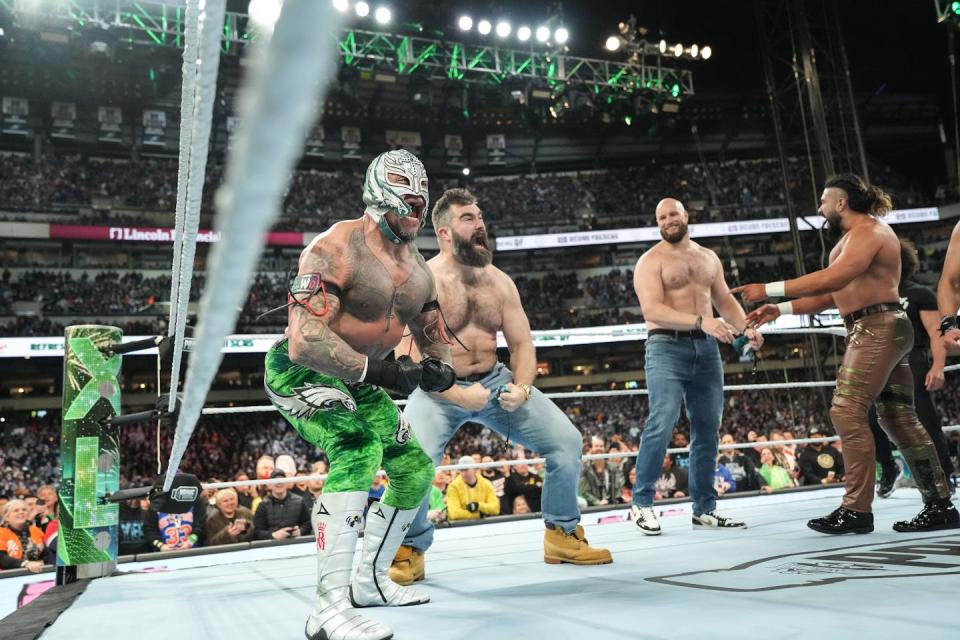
[265,150,456,640]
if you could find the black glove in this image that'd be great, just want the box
[466,502,479,513]
[419,357,456,392]
[364,356,422,395]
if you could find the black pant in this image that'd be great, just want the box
[868,349,954,478]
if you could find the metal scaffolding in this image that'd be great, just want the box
[3,0,695,96]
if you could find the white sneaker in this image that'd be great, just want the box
[629,505,661,536]
[692,511,746,530]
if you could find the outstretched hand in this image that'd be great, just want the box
[730,283,768,303]
[745,304,781,329]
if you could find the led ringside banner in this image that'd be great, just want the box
[58,325,121,578]
[47,224,307,247]
[0,312,843,358]
[494,208,941,252]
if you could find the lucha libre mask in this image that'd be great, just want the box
[362,149,429,244]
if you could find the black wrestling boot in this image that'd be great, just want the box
[876,462,901,499]
[807,507,874,535]
[892,499,960,532]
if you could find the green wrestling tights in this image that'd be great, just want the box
[264,339,433,510]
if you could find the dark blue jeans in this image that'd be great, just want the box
[633,333,724,515]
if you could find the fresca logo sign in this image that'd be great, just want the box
[648,535,960,591]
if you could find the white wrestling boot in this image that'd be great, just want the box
[350,502,431,608]
[305,491,393,640]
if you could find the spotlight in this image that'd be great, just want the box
[605,36,621,51]
[496,21,511,38]
[332,0,349,12]
[535,25,550,42]
[690,44,699,58]
[355,1,369,17]
[554,27,569,44]
[517,26,531,41]
[374,6,391,24]
[478,19,492,35]
[672,43,683,57]
[462,167,471,176]
[659,39,667,54]
[458,15,473,31]
[700,45,712,60]
[248,0,283,30]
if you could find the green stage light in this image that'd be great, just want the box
[670,83,681,98]
[953,1,960,15]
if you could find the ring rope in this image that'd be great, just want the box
[166,0,225,415]
[164,0,344,490]
[198,426,960,492]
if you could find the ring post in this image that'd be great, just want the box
[57,325,122,585]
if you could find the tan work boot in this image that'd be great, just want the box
[544,525,613,565]
[387,544,425,586]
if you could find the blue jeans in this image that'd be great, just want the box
[402,362,583,551]
[633,334,724,515]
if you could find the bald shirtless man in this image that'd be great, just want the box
[938,220,960,355]
[630,198,763,536]
[388,188,611,586]
[265,150,458,640]
[736,174,959,534]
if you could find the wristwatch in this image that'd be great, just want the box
[941,315,958,336]
[517,383,532,401]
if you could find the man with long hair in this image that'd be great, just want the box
[736,174,958,534]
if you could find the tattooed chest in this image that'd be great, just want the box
[340,262,430,326]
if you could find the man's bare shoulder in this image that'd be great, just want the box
[489,265,519,293]
[636,244,665,270]
[299,220,362,279]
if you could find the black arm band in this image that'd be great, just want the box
[421,299,440,313]
[941,315,959,336]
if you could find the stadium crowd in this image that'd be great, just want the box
[2,378,958,565]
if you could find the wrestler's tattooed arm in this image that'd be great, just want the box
[286,240,368,381]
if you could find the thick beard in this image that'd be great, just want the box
[825,212,843,236]
[452,231,493,267]
[660,221,688,244]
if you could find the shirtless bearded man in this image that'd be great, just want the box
[388,188,611,586]
[265,150,458,640]
[736,174,959,534]
[630,198,762,536]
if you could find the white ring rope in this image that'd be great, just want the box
[167,0,201,339]
[198,426,960,492]
[166,0,226,414]
[196,362,960,415]
[164,0,343,491]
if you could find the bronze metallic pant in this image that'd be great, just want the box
[830,310,951,512]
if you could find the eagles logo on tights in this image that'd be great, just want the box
[395,413,412,445]
[265,383,357,419]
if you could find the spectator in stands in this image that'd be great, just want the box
[797,427,844,486]
[234,471,259,512]
[306,461,327,506]
[579,436,624,506]
[513,496,532,515]
[118,494,149,556]
[206,488,256,546]
[446,457,500,522]
[253,470,311,540]
[256,455,275,481]
[713,462,736,496]
[655,454,688,499]
[670,432,691,469]
[621,465,637,504]
[758,448,794,491]
[717,434,766,492]
[502,458,544,515]
[480,455,507,509]
[0,500,45,572]
[427,470,451,524]
[143,494,208,552]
